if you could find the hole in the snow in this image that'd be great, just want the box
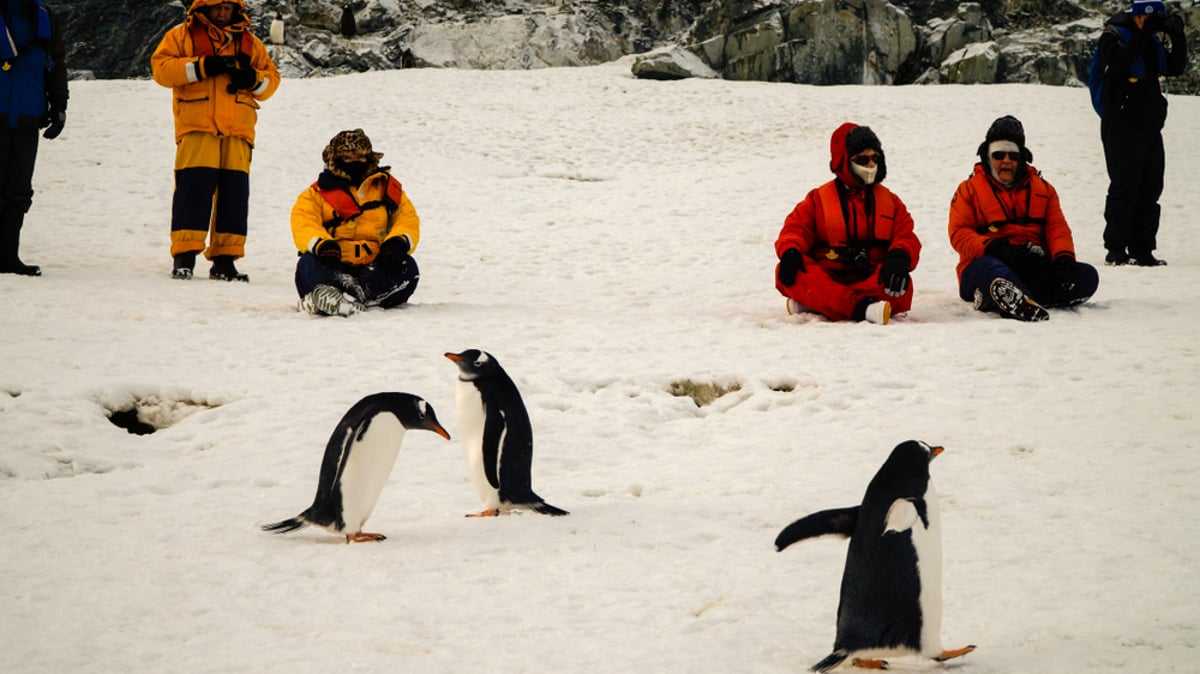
[668,379,742,407]
[108,408,158,435]
[102,395,219,435]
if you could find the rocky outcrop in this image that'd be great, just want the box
[54,0,1200,96]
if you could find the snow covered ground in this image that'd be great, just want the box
[2,60,1199,673]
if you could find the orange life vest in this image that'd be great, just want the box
[811,181,898,265]
[965,170,1050,235]
[312,175,405,234]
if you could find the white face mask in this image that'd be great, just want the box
[851,161,878,185]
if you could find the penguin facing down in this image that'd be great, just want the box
[774,440,975,672]
[263,392,450,543]
[444,349,568,517]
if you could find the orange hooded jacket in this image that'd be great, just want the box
[948,163,1076,282]
[151,0,280,145]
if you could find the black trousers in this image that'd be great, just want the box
[0,125,40,262]
[1101,119,1164,256]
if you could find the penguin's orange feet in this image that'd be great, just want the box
[849,658,888,670]
[346,531,387,543]
[933,645,976,662]
[466,509,500,518]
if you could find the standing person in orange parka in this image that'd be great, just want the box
[151,0,280,282]
[774,123,921,325]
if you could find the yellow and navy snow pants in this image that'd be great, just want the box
[170,132,252,259]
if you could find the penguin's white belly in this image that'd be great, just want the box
[455,380,500,509]
[911,488,943,656]
[337,415,406,533]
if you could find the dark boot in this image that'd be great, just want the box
[172,251,196,280]
[0,211,40,276]
[210,255,249,282]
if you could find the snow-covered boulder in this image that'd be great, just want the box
[631,46,719,80]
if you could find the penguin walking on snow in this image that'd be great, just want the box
[774,440,974,672]
[445,349,568,517]
[262,392,450,543]
[269,11,285,46]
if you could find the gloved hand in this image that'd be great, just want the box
[226,67,258,93]
[41,99,66,140]
[202,56,231,79]
[777,248,806,286]
[1143,12,1165,34]
[1053,255,1077,292]
[375,237,411,273]
[315,239,342,268]
[986,239,1043,271]
[878,249,911,297]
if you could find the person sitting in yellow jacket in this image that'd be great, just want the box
[290,129,421,317]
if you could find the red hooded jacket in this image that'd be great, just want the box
[775,123,920,284]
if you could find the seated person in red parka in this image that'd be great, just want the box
[774,123,921,325]
[948,115,1099,322]
[291,129,420,316]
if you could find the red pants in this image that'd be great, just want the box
[775,263,912,321]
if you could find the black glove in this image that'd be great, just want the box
[42,99,66,140]
[1143,12,1165,34]
[878,249,911,297]
[986,239,1043,270]
[315,239,342,268]
[1053,255,1077,292]
[202,56,231,79]
[226,67,258,93]
[375,237,411,273]
[777,248,806,286]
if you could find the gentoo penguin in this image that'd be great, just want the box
[269,12,285,46]
[339,5,357,37]
[774,440,974,672]
[444,349,568,517]
[262,392,450,543]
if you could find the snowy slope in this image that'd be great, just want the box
[2,61,1199,673]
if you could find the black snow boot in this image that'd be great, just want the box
[172,251,196,280]
[209,255,249,282]
[0,211,41,276]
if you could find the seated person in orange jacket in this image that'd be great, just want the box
[290,129,420,316]
[948,115,1099,322]
[775,123,920,325]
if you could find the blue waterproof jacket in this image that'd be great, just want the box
[0,0,67,129]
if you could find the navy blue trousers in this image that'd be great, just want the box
[294,252,419,308]
[960,255,1099,309]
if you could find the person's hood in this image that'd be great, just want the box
[188,0,251,29]
[828,122,887,187]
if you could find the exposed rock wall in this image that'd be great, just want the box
[53,0,1200,95]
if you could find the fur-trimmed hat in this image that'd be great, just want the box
[322,129,383,179]
[977,115,1033,165]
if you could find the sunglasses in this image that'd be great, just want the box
[991,150,1022,161]
[850,153,879,167]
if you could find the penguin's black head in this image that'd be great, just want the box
[444,349,502,381]
[869,440,943,493]
[394,393,451,440]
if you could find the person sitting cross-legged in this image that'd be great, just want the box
[290,129,420,316]
[948,115,1099,322]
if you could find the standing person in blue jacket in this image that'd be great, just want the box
[0,0,66,276]
[1092,0,1187,267]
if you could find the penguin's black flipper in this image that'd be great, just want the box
[809,649,849,673]
[774,506,859,551]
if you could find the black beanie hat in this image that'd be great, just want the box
[845,125,882,157]
[977,114,1033,165]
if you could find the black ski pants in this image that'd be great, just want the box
[1101,119,1165,257]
